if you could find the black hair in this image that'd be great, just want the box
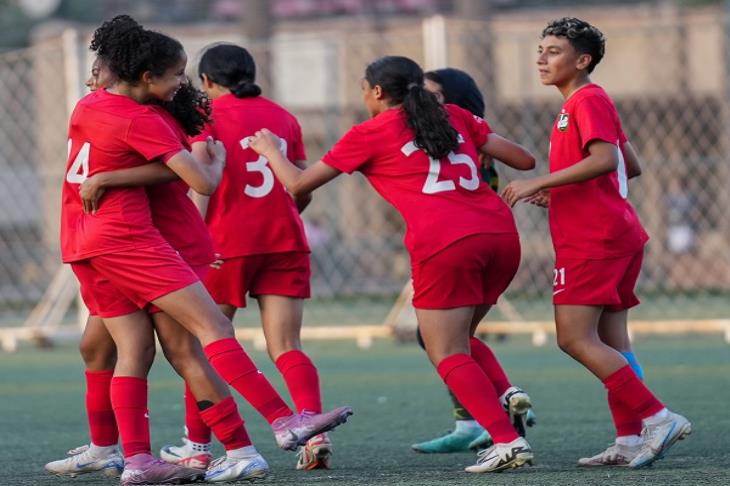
[198,43,262,98]
[424,68,485,118]
[158,79,211,136]
[366,56,457,160]
[91,15,184,83]
[542,17,605,73]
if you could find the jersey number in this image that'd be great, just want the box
[66,140,90,184]
[239,136,288,198]
[401,135,479,194]
[616,140,628,199]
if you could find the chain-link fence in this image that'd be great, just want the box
[1,8,729,332]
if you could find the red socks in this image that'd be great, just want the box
[602,365,664,420]
[85,370,118,447]
[608,390,643,437]
[204,338,291,423]
[110,376,150,458]
[469,337,512,396]
[199,396,251,450]
[184,383,212,444]
[275,350,322,413]
[437,354,518,444]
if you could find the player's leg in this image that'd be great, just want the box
[418,306,532,473]
[153,312,268,481]
[93,247,351,452]
[45,315,123,477]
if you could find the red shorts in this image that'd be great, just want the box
[147,264,210,314]
[552,249,643,310]
[85,244,200,310]
[71,262,138,318]
[204,252,311,308]
[411,233,520,309]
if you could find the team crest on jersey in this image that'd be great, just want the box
[557,111,569,132]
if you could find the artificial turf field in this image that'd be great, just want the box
[1,334,728,485]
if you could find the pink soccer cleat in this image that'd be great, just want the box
[120,453,204,485]
[272,406,352,451]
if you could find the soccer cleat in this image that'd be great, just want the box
[296,433,333,470]
[502,387,532,437]
[272,406,352,451]
[160,437,213,469]
[577,442,641,467]
[467,430,494,451]
[205,453,269,482]
[629,411,692,468]
[412,427,484,453]
[465,437,534,473]
[120,453,205,485]
[44,444,123,478]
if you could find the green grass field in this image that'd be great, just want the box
[1,335,729,485]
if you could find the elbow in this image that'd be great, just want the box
[522,154,536,170]
[628,165,642,179]
[287,183,308,198]
[192,178,218,196]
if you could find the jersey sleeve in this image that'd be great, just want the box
[287,118,307,162]
[126,114,184,163]
[574,95,622,149]
[321,125,372,174]
[448,104,492,148]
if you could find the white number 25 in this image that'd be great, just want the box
[401,134,479,194]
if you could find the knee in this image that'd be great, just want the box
[79,337,117,370]
[266,337,301,362]
[557,334,584,359]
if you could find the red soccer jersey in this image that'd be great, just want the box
[191,95,309,258]
[61,89,184,263]
[147,107,215,266]
[322,104,517,263]
[548,84,649,259]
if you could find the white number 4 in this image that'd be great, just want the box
[239,136,288,198]
[66,140,90,184]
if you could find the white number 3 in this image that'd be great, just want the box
[240,136,288,198]
[66,139,90,184]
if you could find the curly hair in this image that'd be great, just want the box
[366,56,457,160]
[157,80,211,136]
[90,15,184,83]
[542,17,605,73]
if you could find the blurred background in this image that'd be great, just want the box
[0,0,729,349]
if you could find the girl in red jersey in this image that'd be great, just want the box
[411,67,535,455]
[156,43,332,471]
[249,55,536,473]
[502,17,691,468]
[59,16,351,485]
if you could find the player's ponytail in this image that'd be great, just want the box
[198,43,262,98]
[365,56,458,160]
[92,15,184,83]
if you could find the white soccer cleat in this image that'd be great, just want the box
[501,387,532,437]
[204,453,269,482]
[44,444,124,477]
[464,437,533,473]
[160,437,212,469]
[629,411,692,468]
[296,433,333,470]
[577,442,641,467]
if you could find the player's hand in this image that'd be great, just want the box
[206,136,226,166]
[500,178,543,207]
[79,174,106,214]
[249,129,282,159]
[209,253,223,269]
[525,189,550,208]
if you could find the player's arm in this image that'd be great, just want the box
[479,134,535,170]
[188,141,214,218]
[291,159,312,213]
[621,141,642,179]
[249,129,340,196]
[165,137,226,196]
[501,139,618,207]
